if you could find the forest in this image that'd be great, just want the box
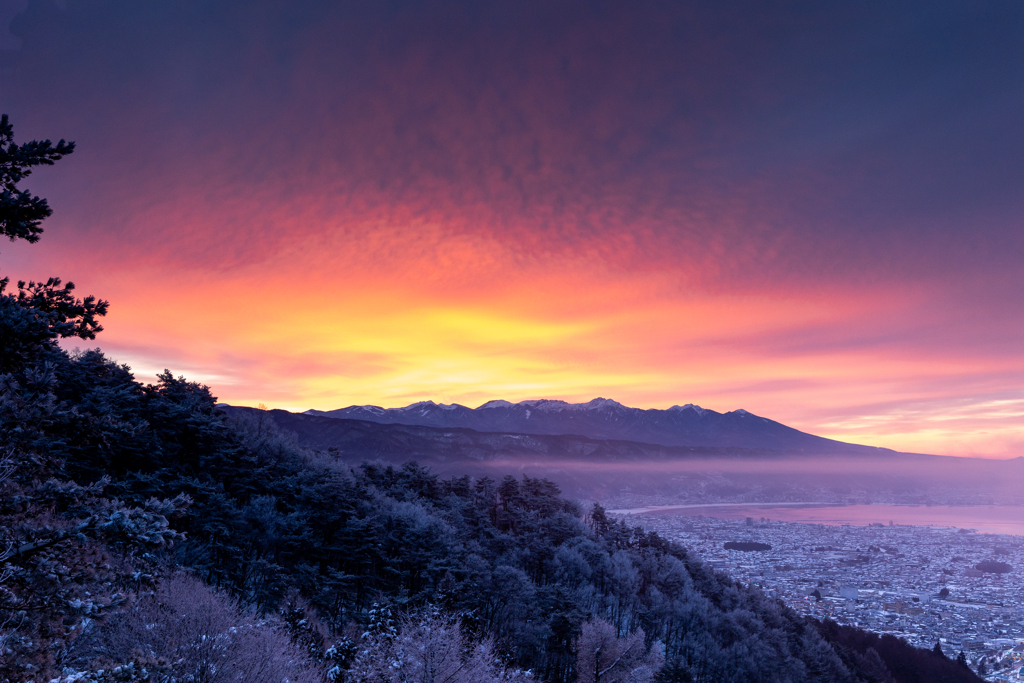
[0,117,985,683]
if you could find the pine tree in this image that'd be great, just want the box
[0,115,185,682]
[0,113,74,245]
[0,115,107,375]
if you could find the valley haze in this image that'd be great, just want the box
[225,398,1024,507]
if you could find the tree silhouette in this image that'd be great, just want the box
[0,114,74,245]
[0,115,175,682]
[0,115,107,374]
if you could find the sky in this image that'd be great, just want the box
[1,0,1023,457]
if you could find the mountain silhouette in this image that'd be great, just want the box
[305,398,889,454]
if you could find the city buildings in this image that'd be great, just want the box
[616,512,1024,680]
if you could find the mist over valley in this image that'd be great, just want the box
[224,402,1024,509]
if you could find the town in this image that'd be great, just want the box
[615,512,1024,680]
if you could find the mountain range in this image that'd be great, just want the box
[228,408,794,464]
[224,403,1023,505]
[305,398,890,454]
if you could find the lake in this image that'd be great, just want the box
[608,503,1024,536]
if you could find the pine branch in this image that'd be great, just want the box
[7,517,96,563]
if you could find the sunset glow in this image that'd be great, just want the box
[3,0,1023,457]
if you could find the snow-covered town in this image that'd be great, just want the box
[615,512,1024,681]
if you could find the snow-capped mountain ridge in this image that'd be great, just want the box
[668,403,706,415]
[478,399,514,409]
[305,398,883,454]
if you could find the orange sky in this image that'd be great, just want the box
[3,1,1024,457]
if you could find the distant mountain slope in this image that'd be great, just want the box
[222,408,1024,506]
[305,398,890,454]
[225,407,801,463]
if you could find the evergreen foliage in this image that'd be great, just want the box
[816,620,983,683]
[0,116,181,683]
[0,114,74,246]
[1,351,986,682]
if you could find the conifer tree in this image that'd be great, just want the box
[0,115,107,374]
[0,115,185,682]
[0,114,74,245]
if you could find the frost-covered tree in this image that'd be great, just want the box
[0,444,188,681]
[59,573,321,683]
[347,611,531,683]
[575,618,663,683]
